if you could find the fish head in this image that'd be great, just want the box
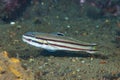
[22,32,45,47]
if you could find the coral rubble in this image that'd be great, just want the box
[0,51,34,80]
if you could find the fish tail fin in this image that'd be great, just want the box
[86,50,98,54]
[86,45,98,54]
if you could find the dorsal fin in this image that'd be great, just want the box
[51,32,65,36]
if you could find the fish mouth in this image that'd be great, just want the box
[22,35,34,43]
[22,35,29,40]
[22,35,44,45]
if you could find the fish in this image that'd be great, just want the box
[22,32,97,54]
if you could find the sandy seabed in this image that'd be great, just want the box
[0,0,120,80]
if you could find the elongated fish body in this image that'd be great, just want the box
[22,32,97,53]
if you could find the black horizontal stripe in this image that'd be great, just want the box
[49,43,95,51]
[34,36,96,46]
[23,38,44,45]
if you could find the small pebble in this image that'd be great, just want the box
[96,25,99,28]
[81,60,85,63]
[64,17,69,20]
[105,19,109,23]
[10,22,15,25]
[29,58,34,62]
[72,58,76,62]
[41,2,44,5]
[75,30,79,34]
[38,66,43,69]
[56,16,59,19]
[72,71,76,75]
[67,25,71,28]
[90,57,94,61]
[44,62,48,65]
[76,68,80,72]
